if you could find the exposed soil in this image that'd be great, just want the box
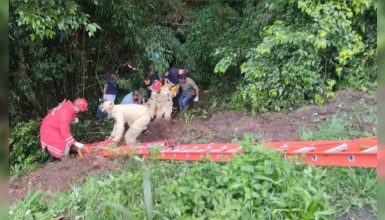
[9,89,377,206]
[9,155,117,203]
[337,206,376,220]
[140,89,376,143]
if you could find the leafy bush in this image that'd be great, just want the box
[214,0,376,113]
[143,25,196,76]
[9,0,191,123]
[161,143,335,219]
[184,3,241,89]
[9,119,51,176]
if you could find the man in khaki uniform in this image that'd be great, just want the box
[102,101,151,144]
[147,80,173,120]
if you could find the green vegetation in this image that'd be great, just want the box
[299,104,376,141]
[9,0,377,219]
[183,112,194,134]
[238,0,376,113]
[9,138,376,219]
[9,120,51,177]
[10,0,377,123]
[300,117,350,141]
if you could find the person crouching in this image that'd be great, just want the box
[102,101,151,145]
[40,98,88,159]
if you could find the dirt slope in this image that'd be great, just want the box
[140,89,376,143]
[9,89,376,203]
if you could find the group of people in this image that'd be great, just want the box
[39,66,200,160]
[102,67,199,111]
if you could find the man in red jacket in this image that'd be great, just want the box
[39,98,88,159]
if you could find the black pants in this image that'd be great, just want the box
[172,93,180,109]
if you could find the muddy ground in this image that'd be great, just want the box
[9,155,117,203]
[10,89,377,215]
[140,89,376,143]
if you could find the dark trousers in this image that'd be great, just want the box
[172,93,180,109]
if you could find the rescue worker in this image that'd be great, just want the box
[147,80,173,120]
[40,98,88,159]
[102,100,151,144]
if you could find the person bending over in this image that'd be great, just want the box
[40,98,88,159]
[102,101,151,144]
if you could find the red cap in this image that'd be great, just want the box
[74,98,88,112]
[152,80,162,91]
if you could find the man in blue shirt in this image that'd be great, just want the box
[165,67,185,110]
[121,90,144,105]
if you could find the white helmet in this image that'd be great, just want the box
[102,100,114,112]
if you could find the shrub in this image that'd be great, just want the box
[213,0,376,113]
[9,119,51,176]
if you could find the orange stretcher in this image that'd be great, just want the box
[80,136,377,168]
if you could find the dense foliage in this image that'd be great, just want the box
[213,0,376,113]
[9,120,50,176]
[9,140,376,219]
[10,0,377,122]
[9,0,192,122]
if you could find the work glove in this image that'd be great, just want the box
[74,142,84,149]
[72,117,79,124]
[194,96,199,102]
[107,136,117,143]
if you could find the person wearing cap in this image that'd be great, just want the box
[102,101,151,145]
[179,71,199,110]
[147,80,173,120]
[39,98,88,159]
[103,68,118,103]
[121,90,144,105]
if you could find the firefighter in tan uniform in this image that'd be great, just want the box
[147,80,173,120]
[102,101,151,144]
